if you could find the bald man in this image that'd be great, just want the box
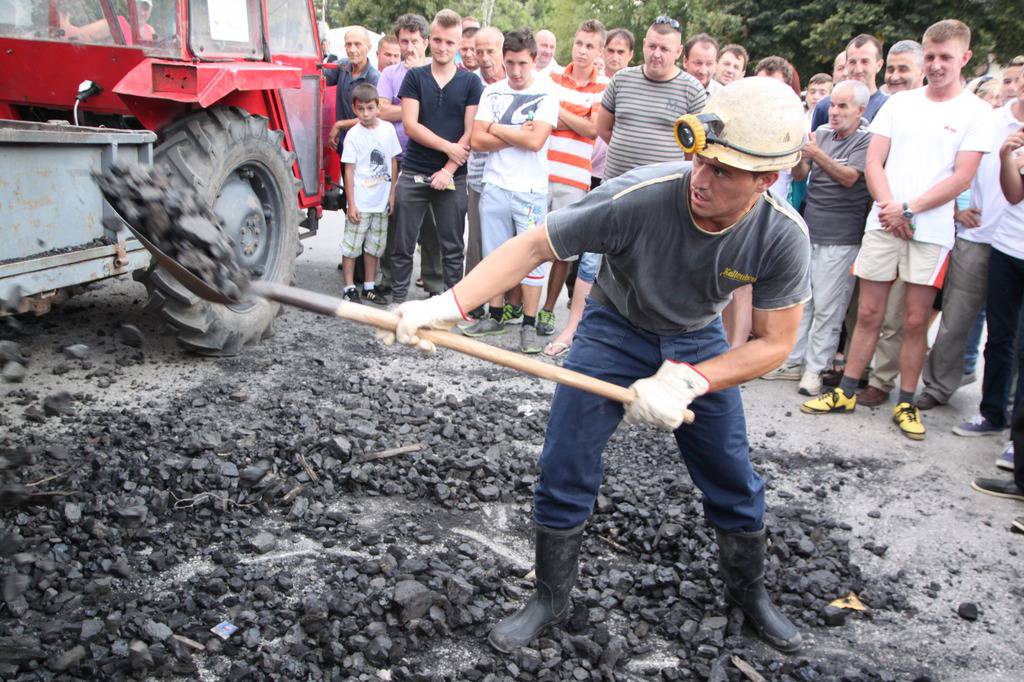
[535,29,562,77]
[326,26,380,150]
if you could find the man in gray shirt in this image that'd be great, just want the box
[596,16,707,180]
[390,78,811,655]
[764,80,871,397]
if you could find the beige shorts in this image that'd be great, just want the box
[852,229,951,288]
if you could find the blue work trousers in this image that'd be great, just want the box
[534,301,765,533]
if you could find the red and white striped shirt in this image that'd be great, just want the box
[548,63,608,191]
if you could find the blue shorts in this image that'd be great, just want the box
[578,252,602,284]
[480,184,549,287]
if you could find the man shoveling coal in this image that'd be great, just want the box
[389,77,812,654]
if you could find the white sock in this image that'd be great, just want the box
[363,282,375,291]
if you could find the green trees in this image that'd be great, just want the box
[326,0,1024,84]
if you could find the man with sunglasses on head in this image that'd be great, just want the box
[596,16,707,180]
[387,76,812,655]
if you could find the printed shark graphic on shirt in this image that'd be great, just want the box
[487,92,548,126]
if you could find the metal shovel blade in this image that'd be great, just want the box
[113,214,243,305]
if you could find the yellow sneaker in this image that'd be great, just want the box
[800,387,856,414]
[892,402,925,440]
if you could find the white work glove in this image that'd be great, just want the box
[624,361,709,430]
[381,289,469,353]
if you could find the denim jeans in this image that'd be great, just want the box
[963,311,985,376]
[980,247,1024,428]
[534,301,764,533]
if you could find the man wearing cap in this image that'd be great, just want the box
[388,77,811,654]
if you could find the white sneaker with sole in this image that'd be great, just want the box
[762,364,801,381]
[798,371,822,396]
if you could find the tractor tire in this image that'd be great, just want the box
[142,107,301,356]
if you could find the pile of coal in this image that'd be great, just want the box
[0,334,916,681]
[94,163,249,300]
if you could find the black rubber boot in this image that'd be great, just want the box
[488,522,585,653]
[716,527,803,653]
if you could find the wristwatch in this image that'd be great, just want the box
[902,201,914,221]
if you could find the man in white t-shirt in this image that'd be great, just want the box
[970,115,1024,503]
[462,28,559,353]
[919,88,1024,412]
[803,19,993,442]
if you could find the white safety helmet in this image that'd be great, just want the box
[674,77,806,172]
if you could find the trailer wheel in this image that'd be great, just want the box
[143,107,301,356]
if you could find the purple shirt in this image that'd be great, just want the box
[377,62,411,153]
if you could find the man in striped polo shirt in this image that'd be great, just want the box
[596,16,707,180]
[536,20,609,337]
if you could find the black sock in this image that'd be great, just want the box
[490,307,503,322]
[523,315,536,327]
[898,389,915,405]
[838,375,859,395]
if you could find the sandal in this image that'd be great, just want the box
[543,341,571,358]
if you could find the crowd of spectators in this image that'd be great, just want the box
[323,13,1024,526]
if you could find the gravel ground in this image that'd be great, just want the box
[2,211,1022,681]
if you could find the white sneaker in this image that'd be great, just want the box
[762,364,802,381]
[798,371,822,396]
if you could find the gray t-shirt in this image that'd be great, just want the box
[601,66,707,180]
[547,162,811,335]
[802,125,873,245]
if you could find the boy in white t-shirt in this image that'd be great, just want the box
[461,28,560,353]
[803,19,993,441]
[340,83,402,305]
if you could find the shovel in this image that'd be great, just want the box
[122,219,694,423]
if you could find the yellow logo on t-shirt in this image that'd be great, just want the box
[720,267,757,283]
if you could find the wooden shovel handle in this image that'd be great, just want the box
[249,282,694,423]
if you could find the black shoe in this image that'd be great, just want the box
[716,527,803,653]
[376,285,393,296]
[488,523,584,652]
[971,478,1024,502]
[342,287,360,303]
[820,368,842,388]
[363,289,388,306]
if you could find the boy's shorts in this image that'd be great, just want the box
[547,182,588,262]
[480,184,549,287]
[341,212,388,258]
[853,229,950,288]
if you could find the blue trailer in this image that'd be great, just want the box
[0,119,155,315]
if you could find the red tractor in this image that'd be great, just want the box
[0,0,340,355]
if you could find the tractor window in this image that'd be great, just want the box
[266,0,315,56]
[0,1,179,57]
[280,75,321,195]
[188,0,262,59]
